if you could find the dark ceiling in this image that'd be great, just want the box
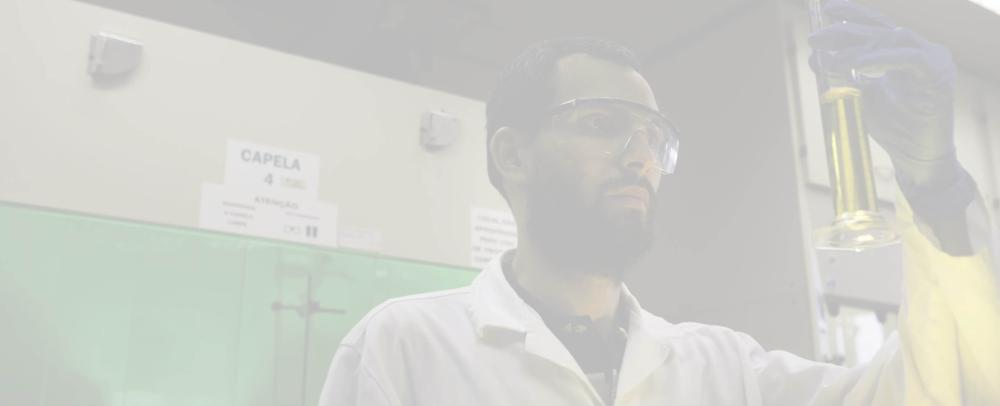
[75,0,1000,99]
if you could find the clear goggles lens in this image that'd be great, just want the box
[545,98,680,174]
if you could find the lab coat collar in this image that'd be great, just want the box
[467,252,593,381]
[468,251,681,400]
[467,252,532,338]
[614,283,678,399]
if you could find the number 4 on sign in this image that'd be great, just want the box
[264,173,273,185]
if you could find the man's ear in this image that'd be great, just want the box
[490,126,533,186]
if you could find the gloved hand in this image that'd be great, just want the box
[807,0,977,226]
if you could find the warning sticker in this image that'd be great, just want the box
[470,208,517,268]
[199,183,337,247]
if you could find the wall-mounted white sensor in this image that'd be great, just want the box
[420,110,461,149]
[88,32,143,77]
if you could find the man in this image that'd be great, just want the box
[319,2,998,404]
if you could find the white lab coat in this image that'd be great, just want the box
[318,198,999,405]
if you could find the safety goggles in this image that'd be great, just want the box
[538,97,681,175]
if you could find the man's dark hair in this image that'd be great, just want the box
[485,37,642,198]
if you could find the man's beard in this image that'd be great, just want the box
[523,167,656,280]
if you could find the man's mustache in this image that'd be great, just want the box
[600,175,656,202]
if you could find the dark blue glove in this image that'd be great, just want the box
[808,0,977,227]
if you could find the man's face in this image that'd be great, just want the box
[523,54,663,279]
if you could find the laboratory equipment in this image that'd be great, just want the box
[808,0,899,250]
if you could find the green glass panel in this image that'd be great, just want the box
[0,203,479,406]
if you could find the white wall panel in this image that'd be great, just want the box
[0,0,505,268]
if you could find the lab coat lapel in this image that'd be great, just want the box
[522,314,588,377]
[468,254,527,337]
[615,285,674,399]
[469,253,604,401]
[467,253,580,374]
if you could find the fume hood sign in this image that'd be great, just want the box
[225,140,320,198]
[199,183,338,247]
